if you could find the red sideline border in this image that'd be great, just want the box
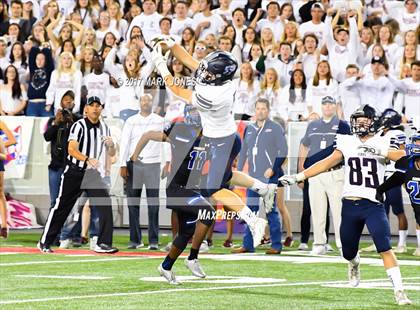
[0,247,182,257]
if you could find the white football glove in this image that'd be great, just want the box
[279,173,305,186]
[152,44,171,77]
[151,35,176,49]
[357,144,388,157]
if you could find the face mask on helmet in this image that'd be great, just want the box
[184,105,201,127]
[194,61,216,85]
[351,116,375,136]
[406,132,420,157]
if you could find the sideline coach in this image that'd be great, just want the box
[38,96,118,253]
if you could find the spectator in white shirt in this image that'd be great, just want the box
[394,44,418,79]
[394,30,420,64]
[218,36,241,66]
[280,68,309,121]
[104,36,154,121]
[358,26,375,67]
[157,0,175,18]
[338,64,361,122]
[259,67,286,120]
[108,1,129,40]
[83,54,111,117]
[192,0,225,40]
[222,25,243,61]
[232,8,247,48]
[344,56,396,114]
[394,60,420,122]
[46,52,82,113]
[234,62,260,120]
[95,10,121,47]
[248,43,263,73]
[307,60,339,117]
[280,2,296,22]
[259,42,295,87]
[396,0,419,33]
[324,8,359,82]
[251,1,285,41]
[73,0,98,29]
[299,2,325,44]
[0,65,27,116]
[260,27,276,56]
[212,0,232,22]
[170,1,194,36]
[126,0,162,42]
[362,43,388,76]
[242,27,258,61]
[181,27,196,55]
[297,33,323,82]
[280,21,300,52]
[119,94,170,250]
[367,25,399,66]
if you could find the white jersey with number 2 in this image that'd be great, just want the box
[191,81,237,138]
[334,133,396,203]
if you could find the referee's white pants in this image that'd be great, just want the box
[308,168,344,248]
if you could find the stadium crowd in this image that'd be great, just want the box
[0,0,419,255]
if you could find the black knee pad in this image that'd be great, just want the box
[172,233,190,250]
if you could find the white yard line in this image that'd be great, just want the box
[0,278,407,305]
[2,277,419,305]
[14,275,112,280]
[0,257,148,267]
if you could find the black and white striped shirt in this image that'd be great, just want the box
[67,118,111,169]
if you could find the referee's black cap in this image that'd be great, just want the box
[87,96,104,106]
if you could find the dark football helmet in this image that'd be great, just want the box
[406,131,420,158]
[379,108,402,130]
[350,105,379,136]
[194,51,238,86]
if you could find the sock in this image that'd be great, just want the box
[238,206,257,226]
[349,253,360,267]
[386,266,404,292]
[188,248,199,260]
[162,255,176,271]
[397,230,408,247]
[416,230,420,248]
[251,179,266,193]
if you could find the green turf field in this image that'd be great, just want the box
[1,232,419,309]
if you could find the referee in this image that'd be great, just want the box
[38,96,118,253]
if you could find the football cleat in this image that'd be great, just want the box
[59,239,71,249]
[199,240,210,253]
[360,244,376,252]
[325,244,334,252]
[37,241,54,253]
[89,236,98,251]
[348,262,361,287]
[249,218,267,248]
[158,263,180,285]
[310,245,327,255]
[298,243,309,251]
[393,245,407,254]
[394,290,411,305]
[413,248,420,257]
[94,243,118,254]
[283,236,294,247]
[184,258,206,278]
[0,227,8,239]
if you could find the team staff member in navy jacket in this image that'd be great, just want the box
[300,96,351,255]
[235,98,288,255]
[26,44,54,117]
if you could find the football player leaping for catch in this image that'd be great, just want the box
[280,105,411,306]
[150,36,279,248]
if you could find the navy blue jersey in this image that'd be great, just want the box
[301,116,351,168]
[164,122,207,189]
[395,156,420,208]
